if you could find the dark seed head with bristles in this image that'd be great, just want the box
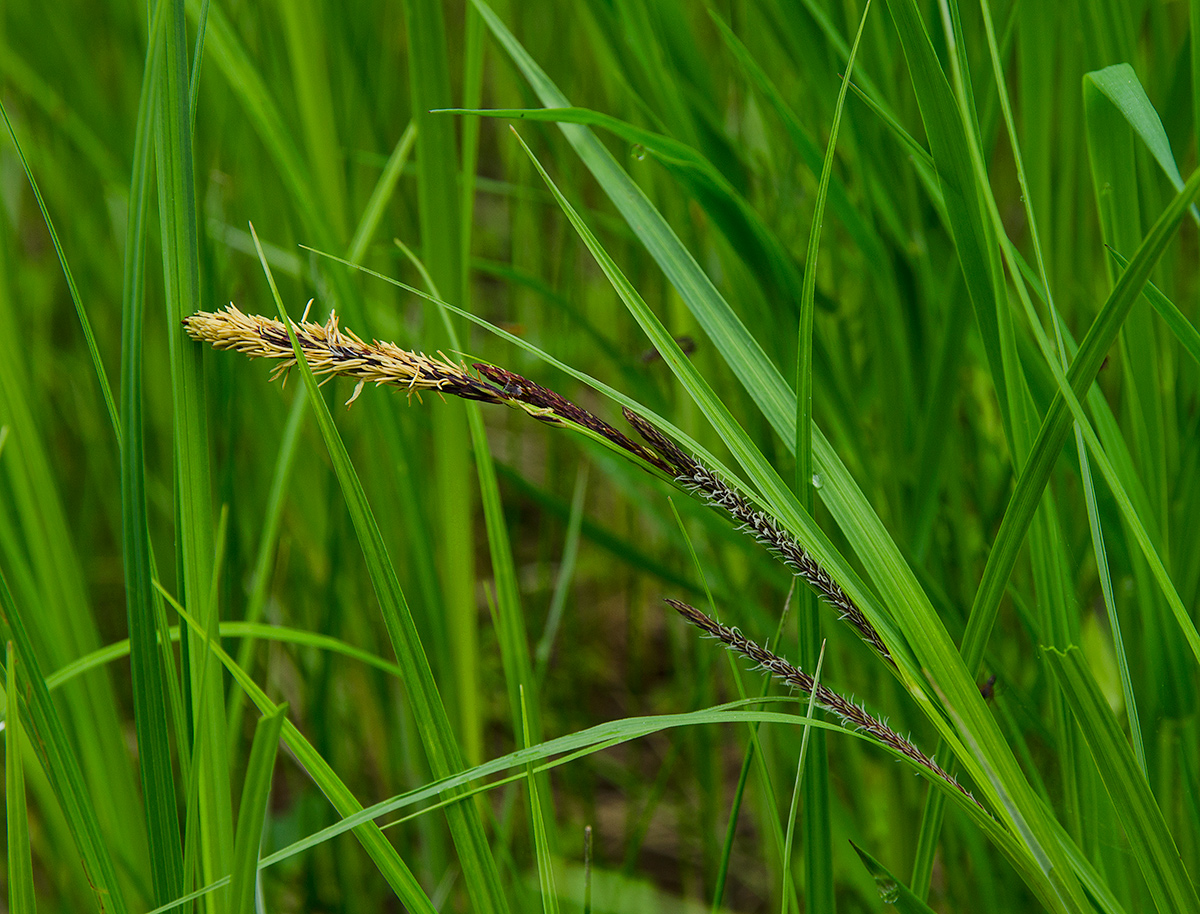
[665,598,977,807]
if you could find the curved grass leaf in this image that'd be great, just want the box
[1085,63,1196,213]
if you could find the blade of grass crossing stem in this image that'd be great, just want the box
[0,570,129,914]
[504,128,1010,801]
[227,119,415,745]
[6,643,37,914]
[795,6,871,910]
[522,687,560,914]
[249,226,510,914]
[228,704,288,914]
[157,589,439,914]
[154,4,233,909]
[781,642,828,914]
[396,237,554,847]
[406,0,481,773]
[0,101,119,440]
[1108,250,1200,367]
[957,167,1200,698]
[666,500,800,914]
[1045,648,1200,913]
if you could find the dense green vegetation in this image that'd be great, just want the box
[2,0,1199,911]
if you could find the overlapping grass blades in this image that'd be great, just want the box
[250,226,509,914]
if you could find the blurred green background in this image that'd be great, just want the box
[1,0,1198,912]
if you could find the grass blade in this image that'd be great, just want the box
[1045,647,1200,913]
[248,225,510,914]
[6,642,37,914]
[158,590,438,914]
[0,569,128,914]
[228,703,288,914]
[156,4,234,907]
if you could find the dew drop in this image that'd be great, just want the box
[875,877,899,904]
[811,473,823,489]
[631,144,646,161]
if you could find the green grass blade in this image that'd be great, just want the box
[958,166,1200,679]
[0,100,119,442]
[6,642,37,914]
[155,0,233,903]
[279,0,348,239]
[882,0,1008,430]
[522,687,560,914]
[1086,64,1194,198]
[1045,647,1200,913]
[47,621,409,692]
[249,225,510,914]
[123,2,187,905]
[226,388,305,742]
[0,569,129,914]
[228,703,288,914]
[406,0,482,779]
[534,464,587,683]
[347,121,417,265]
[158,589,439,914]
[793,5,872,910]
[1108,250,1200,367]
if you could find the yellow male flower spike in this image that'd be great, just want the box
[182,304,506,407]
